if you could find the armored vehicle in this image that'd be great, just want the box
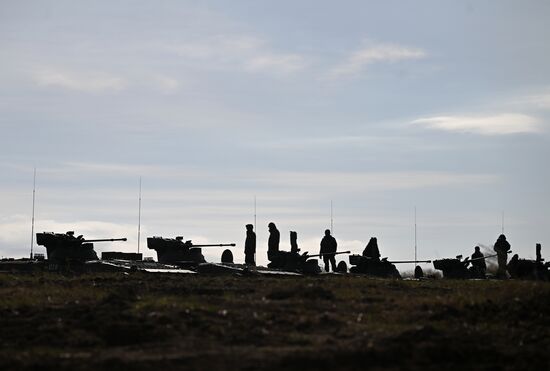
[433,254,490,279]
[147,236,235,266]
[267,251,320,274]
[507,244,549,280]
[267,251,350,274]
[349,255,401,278]
[36,231,127,263]
[432,257,471,279]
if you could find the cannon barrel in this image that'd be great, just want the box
[189,243,236,248]
[468,251,511,262]
[83,238,127,243]
[361,256,431,264]
[307,251,351,258]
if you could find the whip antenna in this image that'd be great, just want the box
[330,200,334,234]
[137,177,142,254]
[414,206,417,267]
[30,167,36,259]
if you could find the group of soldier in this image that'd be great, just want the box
[244,222,339,272]
[243,221,521,278]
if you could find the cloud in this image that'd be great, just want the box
[26,162,497,193]
[34,69,126,93]
[518,93,550,110]
[245,54,306,74]
[256,171,497,192]
[153,75,180,93]
[164,34,307,75]
[167,35,264,59]
[328,42,426,78]
[411,113,540,135]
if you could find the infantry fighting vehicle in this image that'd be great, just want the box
[36,231,127,263]
[147,236,235,267]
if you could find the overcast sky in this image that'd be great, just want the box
[1,1,549,269]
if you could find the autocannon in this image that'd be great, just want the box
[36,231,127,262]
[147,236,236,265]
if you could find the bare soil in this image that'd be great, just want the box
[0,272,548,370]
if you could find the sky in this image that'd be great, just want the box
[1,0,549,270]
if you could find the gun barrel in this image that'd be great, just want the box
[83,238,128,243]
[389,260,432,264]
[308,251,351,258]
[468,250,512,262]
[191,243,236,248]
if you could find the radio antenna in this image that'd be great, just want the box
[137,177,142,254]
[414,206,417,267]
[330,200,334,234]
[501,211,504,234]
[254,195,257,230]
[30,167,36,259]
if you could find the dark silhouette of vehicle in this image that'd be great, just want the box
[348,255,402,278]
[147,236,235,266]
[433,253,499,279]
[507,244,549,280]
[267,250,350,274]
[36,231,127,263]
[349,237,428,278]
[433,256,471,279]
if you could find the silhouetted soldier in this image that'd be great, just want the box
[494,234,511,278]
[290,231,299,254]
[536,243,542,263]
[507,253,520,278]
[244,224,256,266]
[363,237,380,260]
[320,229,337,272]
[471,246,486,277]
[267,222,280,262]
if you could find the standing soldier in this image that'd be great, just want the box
[320,229,337,272]
[494,234,511,278]
[290,231,299,254]
[470,245,487,277]
[267,222,280,262]
[244,224,256,266]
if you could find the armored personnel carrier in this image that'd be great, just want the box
[36,231,127,263]
[147,236,235,267]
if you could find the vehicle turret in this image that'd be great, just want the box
[147,236,236,265]
[36,231,127,262]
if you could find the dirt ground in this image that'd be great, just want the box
[0,272,548,371]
